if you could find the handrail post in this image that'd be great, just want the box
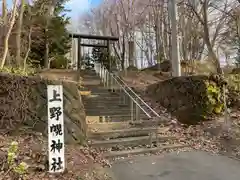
[110,72,113,91]
[123,92,126,105]
[119,85,122,104]
[104,68,107,87]
[102,66,105,86]
[135,99,140,121]
[101,64,104,80]
[100,64,103,81]
[155,128,159,147]
[98,63,100,76]
[106,71,109,89]
[130,98,134,122]
[112,73,115,92]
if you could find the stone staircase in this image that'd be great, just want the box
[80,69,187,159]
[80,69,147,123]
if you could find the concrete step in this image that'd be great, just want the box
[82,93,122,97]
[83,104,131,109]
[85,109,145,114]
[85,113,132,117]
[85,109,146,113]
[83,101,130,105]
[86,115,149,124]
[85,111,131,115]
[88,135,176,148]
[81,86,121,91]
[82,94,122,98]
[88,126,170,140]
[82,97,125,102]
[80,90,121,96]
[87,120,168,130]
[103,144,189,158]
[82,99,124,103]
[86,116,148,122]
[85,113,146,118]
[83,98,130,102]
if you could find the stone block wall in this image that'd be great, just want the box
[0,72,86,144]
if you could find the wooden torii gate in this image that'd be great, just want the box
[70,34,119,74]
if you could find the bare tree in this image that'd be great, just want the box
[15,0,26,67]
[185,0,232,74]
[1,0,19,69]
[79,0,237,73]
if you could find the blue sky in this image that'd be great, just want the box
[64,0,102,17]
[4,0,102,18]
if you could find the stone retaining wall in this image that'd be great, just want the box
[0,72,87,144]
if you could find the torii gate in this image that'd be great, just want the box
[69,33,119,73]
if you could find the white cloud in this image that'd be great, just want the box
[66,0,91,14]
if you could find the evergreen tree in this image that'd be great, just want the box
[28,0,71,68]
[92,46,107,63]
[92,46,117,70]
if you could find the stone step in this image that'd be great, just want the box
[85,111,131,115]
[87,120,168,130]
[83,97,130,101]
[85,102,128,106]
[103,144,189,158]
[84,108,133,112]
[82,94,123,99]
[82,95,123,98]
[83,101,130,109]
[81,86,121,91]
[86,115,142,124]
[86,115,148,123]
[80,90,121,95]
[85,110,146,114]
[82,93,122,97]
[88,126,170,140]
[85,113,146,118]
[85,109,146,114]
[84,105,131,109]
[85,113,132,117]
[83,98,124,106]
[88,135,176,148]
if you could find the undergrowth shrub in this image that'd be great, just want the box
[0,66,36,76]
[7,141,28,178]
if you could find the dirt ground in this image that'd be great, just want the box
[0,131,112,180]
[39,69,80,82]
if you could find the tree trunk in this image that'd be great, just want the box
[202,0,222,74]
[1,0,7,65]
[44,2,55,69]
[1,0,18,69]
[15,0,26,68]
[121,34,126,70]
[23,26,33,71]
[128,40,135,67]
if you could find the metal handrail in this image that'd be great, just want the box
[113,74,160,117]
[109,71,151,118]
[95,63,151,117]
[95,63,160,119]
